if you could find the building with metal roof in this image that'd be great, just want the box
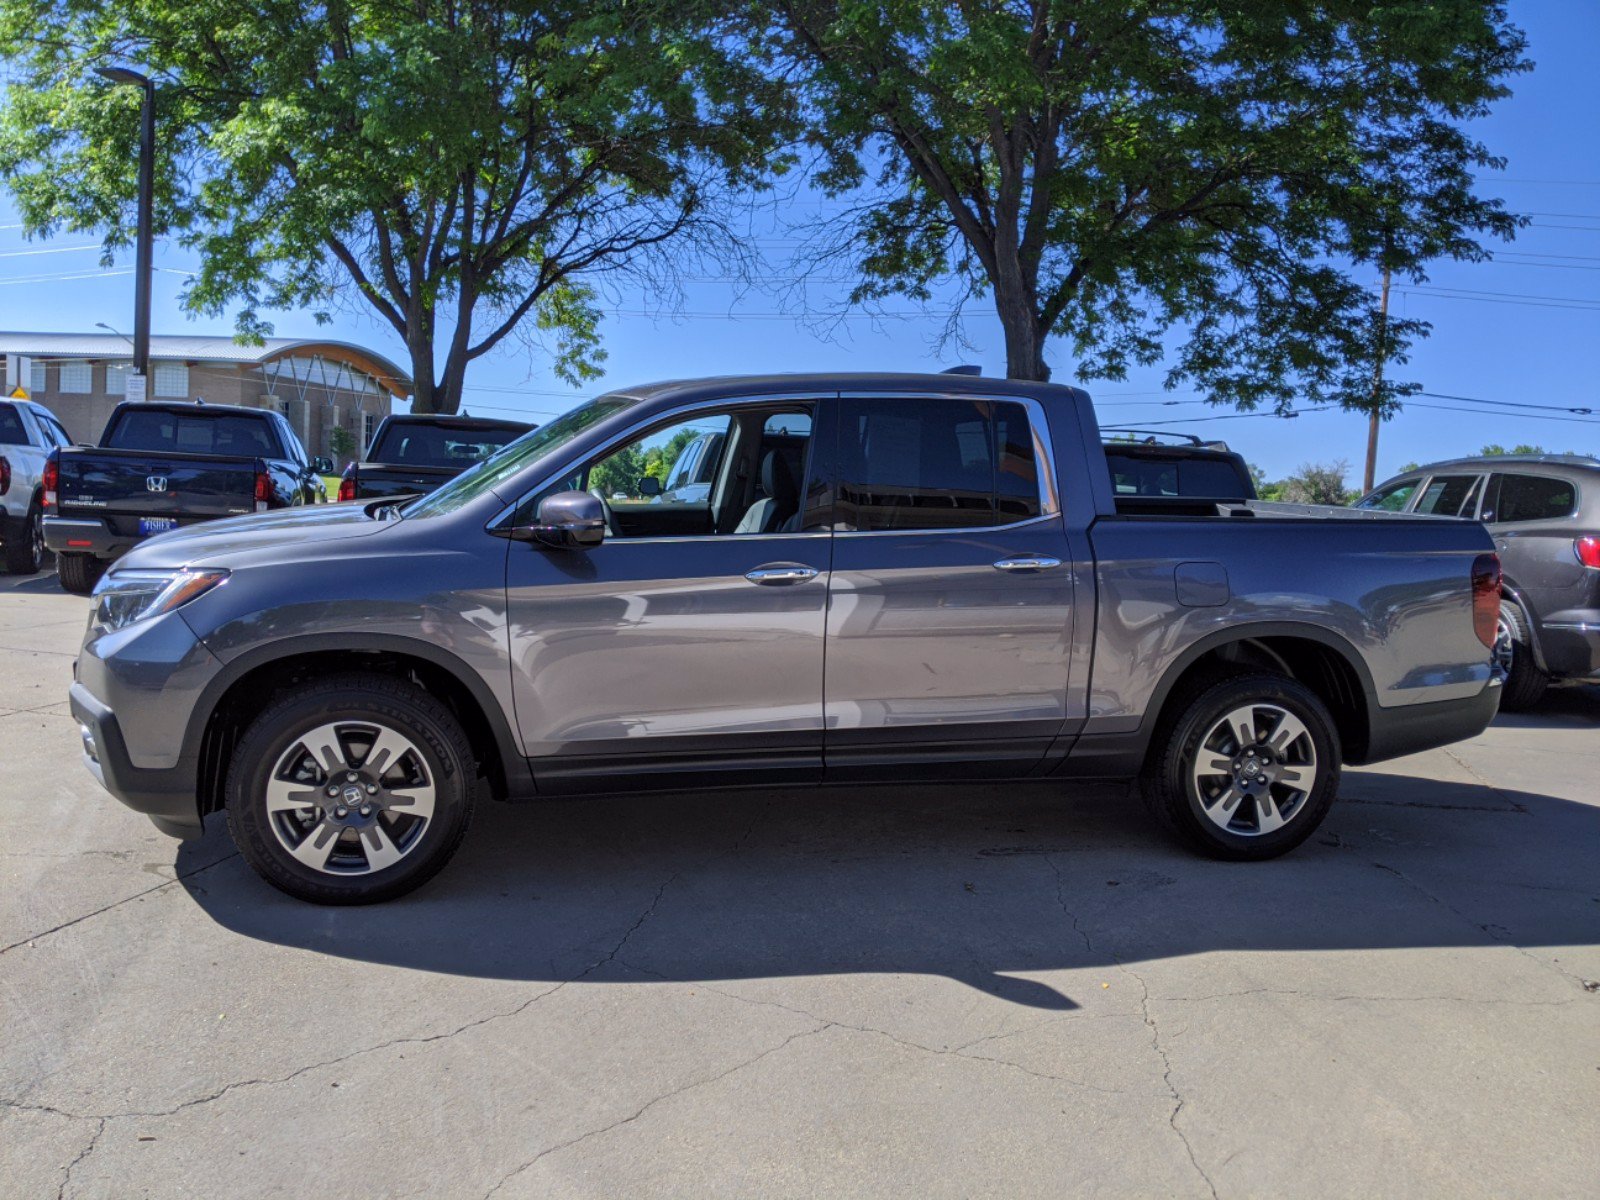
[1,331,413,462]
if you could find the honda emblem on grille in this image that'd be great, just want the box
[146,475,168,493]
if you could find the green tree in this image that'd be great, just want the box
[589,442,649,499]
[768,1,1525,412]
[327,423,357,465]
[0,0,789,413]
[1479,443,1547,456]
[1280,460,1354,506]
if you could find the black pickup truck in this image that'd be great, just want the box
[43,401,322,595]
[338,414,532,501]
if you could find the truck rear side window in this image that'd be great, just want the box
[0,404,27,444]
[1105,455,1246,499]
[1482,474,1577,523]
[111,410,281,457]
[378,424,525,465]
[834,397,1042,532]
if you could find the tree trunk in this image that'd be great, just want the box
[406,326,439,415]
[996,289,1050,381]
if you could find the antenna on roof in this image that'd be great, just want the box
[941,364,982,376]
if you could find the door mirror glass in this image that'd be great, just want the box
[525,490,606,549]
[636,474,663,498]
[310,455,334,474]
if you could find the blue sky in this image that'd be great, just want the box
[3,0,1598,482]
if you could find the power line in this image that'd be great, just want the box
[1418,390,1597,416]
[1404,400,1600,426]
[0,243,103,259]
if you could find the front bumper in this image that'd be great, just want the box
[70,682,203,838]
[43,516,135,561]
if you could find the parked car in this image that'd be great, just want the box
[1101,430,1257,503]
[338,414,532,501]
[42,400,323,595]
[1358,454,1600,707]
[68,373,1501,904]
[0,396,74,574]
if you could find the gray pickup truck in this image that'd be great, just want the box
[67,373,1503,904]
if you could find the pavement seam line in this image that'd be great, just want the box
[480,1024,830,1199]
[1045,855,1219,1200]
[1,872,680,1123]
[0,852,242,957]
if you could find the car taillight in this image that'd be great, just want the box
[1471,553,1501,649]
[337,472,356,502]
[41,452,58,510]
[1577,536,1600,569]
[0,455,10,496]
[254,470,271,512]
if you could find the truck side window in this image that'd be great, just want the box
[1482,474,1577,524]
[834,397,1042,532]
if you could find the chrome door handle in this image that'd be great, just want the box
[993,556,1063,572]
[744,565,820,585]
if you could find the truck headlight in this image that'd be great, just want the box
[91,569,229,634]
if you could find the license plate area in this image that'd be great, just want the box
[138,517,178,536]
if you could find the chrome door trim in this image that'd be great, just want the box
[832,513,1061,540]
[744,565,821,584]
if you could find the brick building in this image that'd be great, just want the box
[0,331,412,465]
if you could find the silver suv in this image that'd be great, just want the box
[0,397,73,575]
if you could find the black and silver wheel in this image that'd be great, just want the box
[1144,672,1340,860]
[1494,600,1547,711]
[226,674,475,904]
[3,500,44,575]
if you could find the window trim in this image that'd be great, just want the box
[489,389,1062,539]
[1410,471,1488,519]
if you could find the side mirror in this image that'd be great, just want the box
[310,456,334,474]
[637,475,663,498]
[522,490,605,550]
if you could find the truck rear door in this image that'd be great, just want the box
[818,392,1079,779]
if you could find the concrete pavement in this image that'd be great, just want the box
[2,569,1597,1198]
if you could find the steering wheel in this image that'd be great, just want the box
[588,489,621,538]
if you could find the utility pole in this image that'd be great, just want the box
[95,67,155,393]
[1363,266,1392,494]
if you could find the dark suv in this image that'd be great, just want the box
[1358,455,1600,707]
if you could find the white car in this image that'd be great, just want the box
[0,397,74,575]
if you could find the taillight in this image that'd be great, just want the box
[254,470,271,512]
[1471,553,1501,649]
[42,452,58,510]
[1577,536,1600,569]
[0,455,10,496]
[337,472,356,502]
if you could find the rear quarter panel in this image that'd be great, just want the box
[1085,514,1496,732]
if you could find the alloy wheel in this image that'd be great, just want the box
[1190,702,1318,836]
[265,721,437,875]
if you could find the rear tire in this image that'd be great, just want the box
[225,673,476,904]
[3,501,43,575]
[1142,672,1341,861]
[57,552,106,595]
[1495,600,1548,711]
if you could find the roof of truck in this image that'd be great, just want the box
[604,373,1091,405]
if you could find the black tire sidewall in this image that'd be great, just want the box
[226,678,474,904]
[1497,599,1548,710]
[4,501,43,575]
[1154,673,1341,861]
[57,553,104,595]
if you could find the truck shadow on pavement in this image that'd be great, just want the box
[174,767,1600,1010]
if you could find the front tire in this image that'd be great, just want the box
[1143,672,1341,861]
[3,501,44,575]
[1495,600,1548,711]
[57,552,106,595]
[225,673,477,904]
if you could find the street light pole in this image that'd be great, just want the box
[95,67,154,385]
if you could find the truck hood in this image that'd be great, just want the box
[112,503,397,571]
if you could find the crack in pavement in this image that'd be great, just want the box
[617,958,1134,1098]
[1372,861,1598,994]
[2,874,681,1133]
[1045,855,1219,1200]
[480,1024,829,1199]
[0,852,242,956]
[1150,987,1580,1007]
[1440,747,1530,813]
[54,1114,105,1200]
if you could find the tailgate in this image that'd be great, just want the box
[55,448,262,534]
[354,464,456,499]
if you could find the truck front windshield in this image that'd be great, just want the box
[401,395,635,519]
